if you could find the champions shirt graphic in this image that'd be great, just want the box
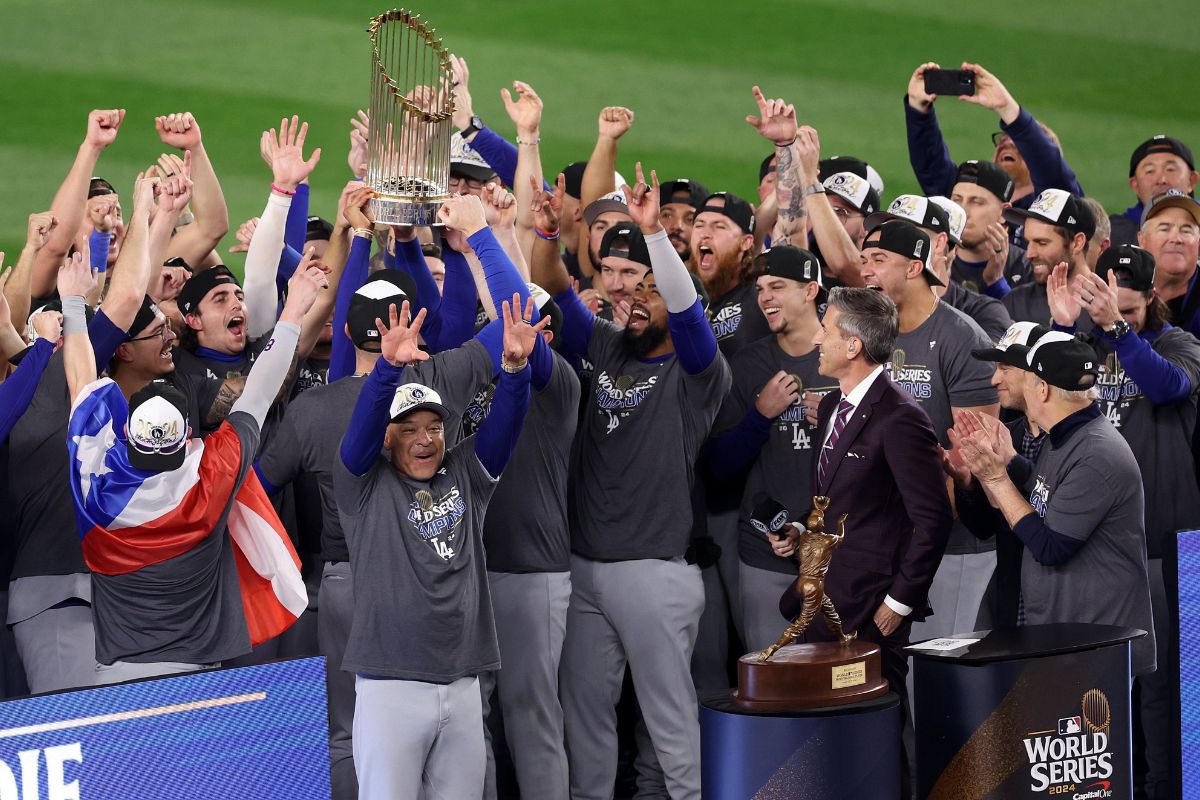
[886,348,935,400]
[1094,353,1140,429]
[711,300,744,341]
[594,370,659,433]
[407,485,467,561]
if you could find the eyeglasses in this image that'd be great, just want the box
[831,207,863,221]
[128,324,171,343]
[991,131,1013,148]
[449,175,489,191]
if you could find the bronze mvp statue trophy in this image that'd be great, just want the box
[731,496,889,711]
[365,9,455,226]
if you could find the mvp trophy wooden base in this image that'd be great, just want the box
[730,641,889,712]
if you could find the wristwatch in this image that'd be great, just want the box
[1106,319,1131,339]
[461,115,484,138]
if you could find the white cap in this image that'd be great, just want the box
[929,196,967,245]
[389,383,449,422]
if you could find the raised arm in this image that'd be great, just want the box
[501,80,545,264]
[475,294,546,477]
[339,301,429,476]
[903,62,958,197]
[101,175,158,333]
[3,213,57,339]
[229,264,328,428]
[156,113,230,266]
[0,264,32,364]
[147,170,195,292]
[58,253,101,404]
[31,110,125,299]
[438,194,533,324]
[0,312,59,440]
[245,116,322,340]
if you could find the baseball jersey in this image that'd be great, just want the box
[334,440,499,683]
[714,337,836,574]
[571,317,731,560]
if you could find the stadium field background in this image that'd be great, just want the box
[2,0,1198,272]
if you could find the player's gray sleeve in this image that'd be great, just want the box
[230,321,300,427]
[644,229,699,313]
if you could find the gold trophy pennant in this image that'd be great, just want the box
[366,9,455,226]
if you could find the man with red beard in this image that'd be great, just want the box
[691,192,769,359]
[1000,189,1096,327]
[903,61,1082,241]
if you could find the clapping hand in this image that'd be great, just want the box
[1046,262,1081,327]
[1072,270,1121,330]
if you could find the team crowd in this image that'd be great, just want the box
[0,57,1196,800]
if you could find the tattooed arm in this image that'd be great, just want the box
[204,374,247,429]
[792,127,866,287]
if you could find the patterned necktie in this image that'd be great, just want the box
[817,399,855,486]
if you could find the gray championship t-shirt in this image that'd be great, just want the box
[942,280,1012,343]
[334,439,499,683]
[713,337,836,574]
[709,282,771,360]
[1091,325,1200,558]
[571,317,732,560]
[257,339,495,563]
[482,351,580,573]
[92,412,260,665]
[887,301,999,555]
[1021,411,1157,675]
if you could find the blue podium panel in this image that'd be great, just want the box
[1179,529,1200,797]
[910,625,1138,800]
[701,694,900,800]
[0,658,330,799]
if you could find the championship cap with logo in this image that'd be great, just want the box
[1003,189,1095,238]
[1023,331,1099,390]
[347,269,419,351]
[1129,135,1195,177]
[389,383,449,422]
[929,196,967,246]
[1140,188,1200,227]
[126,379,191,472]
[178,266,241,317]
[449,132,497,182]
[971,321,1051,367]
[955,160,1015,203]
[823,172,879,216]
[818,156,885,197]
[1095,244,1155,293]
[866,194,951,241]
[583,190,630,227]
[698,192,755,234]
[863,219,942,286]
[659,178,709,210]
[758,245,826,302]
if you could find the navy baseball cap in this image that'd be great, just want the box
[599,222,652,269]
[305,216,334,243]
[955,160,1015,203]
[659,178,709,209]
[1023,331,1099,391]
[347,269,418,351]
[561,161,588,199]
[697,192,755,234]
[1129,135,1195,177]
[1096,244,1155,293]
[178,266,240,317]
[863,220,941,286]
[757,245,826,302]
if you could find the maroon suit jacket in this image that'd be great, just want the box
[784,370,953,639]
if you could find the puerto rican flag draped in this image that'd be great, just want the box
[67,378,306,646]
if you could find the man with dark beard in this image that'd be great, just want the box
[1000,189,1096,327]
[691,192,769,359]
[529,165,731,800]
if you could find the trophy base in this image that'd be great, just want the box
[730,641,889,712]
[370,196,447,227]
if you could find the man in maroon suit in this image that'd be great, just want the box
[773,286,953,694]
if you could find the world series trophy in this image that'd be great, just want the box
[366,9,455,226]
[731,495,889,711]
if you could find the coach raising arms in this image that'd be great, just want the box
[334,293,544,800]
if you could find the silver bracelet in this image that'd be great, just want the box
[501,358,528,374]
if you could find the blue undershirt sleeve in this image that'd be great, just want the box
[1001,107,1083,196]
[329,235,371,383]
[553,288,595,359]
[1012,512,1085,566]
[0,338,54,445]
[668,299,719,375]
[339,358,407,476]
[474,365,531,477]
[904,98,957,196]
[1109,330,1192,405]
[707,405,772,481]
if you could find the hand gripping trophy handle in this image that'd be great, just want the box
[365,9,455,227]
[759,497,854,662]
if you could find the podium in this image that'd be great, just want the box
[701,692,901,799]
[908,623,1145,800]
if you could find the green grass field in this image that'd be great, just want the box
[3,0,1198,269]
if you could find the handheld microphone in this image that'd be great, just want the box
[750,495,791,541]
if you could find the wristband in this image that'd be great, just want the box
[534,226,560,241]
[271,184,297,196]
[775,137,797,148]
[352,227,374,239]
[516,135,541,146]
[803,181,826,196]
[62,295,88,335]
[501,358,528,374]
